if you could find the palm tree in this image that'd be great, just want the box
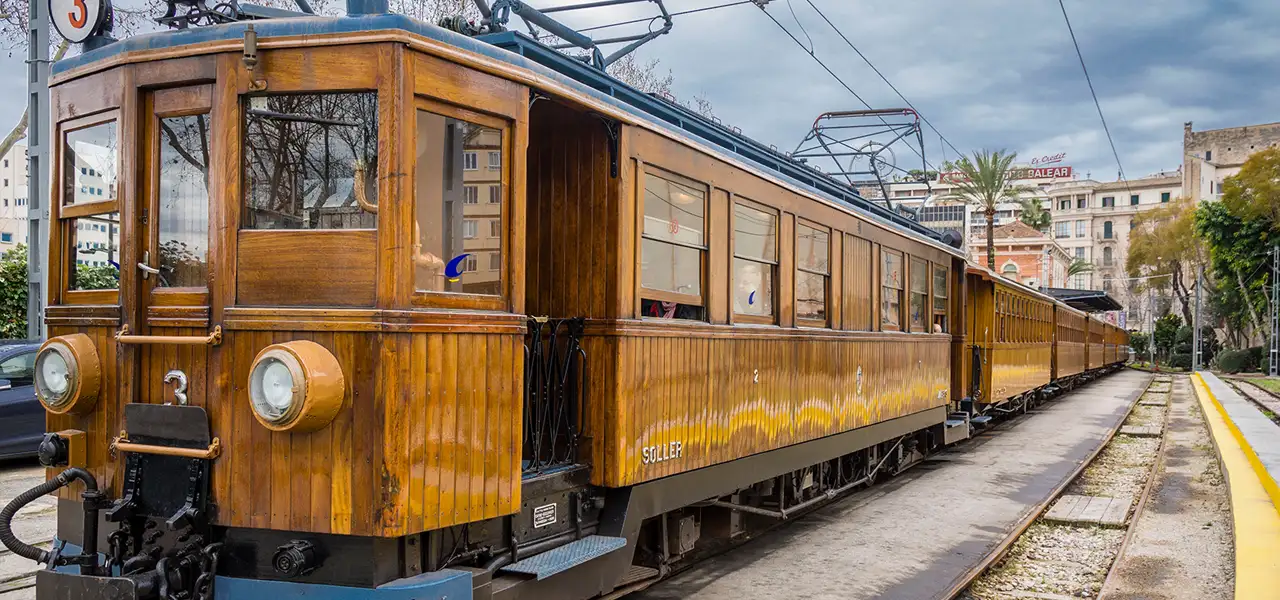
[1018,196,1051,232]
[1066,258,1093,285]
[942,150,1036,270]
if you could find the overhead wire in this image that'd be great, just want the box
[577,1,754,33]
[801,0,962,161]
[755,3,940,173]
[1056,0,1131,195]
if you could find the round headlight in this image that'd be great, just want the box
[34,334,101,415]
[248,341,344,433]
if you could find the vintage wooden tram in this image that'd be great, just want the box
[0,3,1126,599]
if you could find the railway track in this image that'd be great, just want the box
[952,373,1171,600]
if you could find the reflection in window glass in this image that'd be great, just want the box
[796,223,829,321]
[157,115,210,288]
[414,109,503,295]
[733,202,777,318]
[881,251,903,329]
[69,213,120,291]
[932,266,948,333]
[910,258,928,330]
[243,93,378,230]
[63,122,118,206]
[640,171,706,319]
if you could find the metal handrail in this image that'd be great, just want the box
[115,325,222,346]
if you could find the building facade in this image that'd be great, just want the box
[0,143,29,252]
[1183,121,1280,202]
[967,221,1071,289]
[1046,173,1182,331]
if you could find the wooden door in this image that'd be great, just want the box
[134,86,215,407]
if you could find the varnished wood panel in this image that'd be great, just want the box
[524,100,619,319]
[236,230,377,307]
[843,235,874,331]
[583,323,951,487]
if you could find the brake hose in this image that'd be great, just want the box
[0,468,98,564]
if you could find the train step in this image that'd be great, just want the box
[970,415,994,426]
[500,535,628,580]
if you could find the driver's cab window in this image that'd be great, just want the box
[243,93,378,230]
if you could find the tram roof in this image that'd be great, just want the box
[52,14,959,254]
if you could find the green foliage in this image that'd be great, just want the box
[1221,147,1280,226]
[941,150,1037,270]
[1018,197,1051,231]
[1169,353,1192,370]
[1153,314,1182,359]
[0,244,26,339]
[74,264,119,291]
[1129,331,1149,357]
[1197,177,1274,343]
[1066,259,1094,278]
[1216,348,1259,374]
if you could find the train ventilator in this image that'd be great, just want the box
[0,0,1128,598]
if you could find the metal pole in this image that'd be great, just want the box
[1149,286,1155,366]
[1193,269,1201,372]
[1271,245,1279,376]
[26,0,50,341]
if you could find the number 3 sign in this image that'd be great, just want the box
[51,0,107,44]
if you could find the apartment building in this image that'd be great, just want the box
[967,221,1071,289]
[0,143,29,252]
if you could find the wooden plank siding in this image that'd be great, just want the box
[1055,306,1088,378]
[583,325,950,487]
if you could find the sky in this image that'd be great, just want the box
[1,0,1277,183]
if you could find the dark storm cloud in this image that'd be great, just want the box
[2,0,1274,182]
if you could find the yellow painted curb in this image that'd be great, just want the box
[1191,373,1280,600]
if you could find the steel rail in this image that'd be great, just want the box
[1096,376,1174,597]
[939,367,1158,600]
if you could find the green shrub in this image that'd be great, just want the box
[1217,348,1258,374]
[1169,353,1192,370]
[1247,346,1267,372]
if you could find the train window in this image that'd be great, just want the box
[732,200,778,321]
[796,221,830,324]
[62,121,118,207]
[641,168,706,320]
[67,213,121,290]
[932,266,947,333]
[909,257,928,332]
[156,114,210,288]
[243,92,378,230]
[413,104,506,296]
[881,250,903,330]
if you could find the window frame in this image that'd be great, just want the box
[56,111,122,305]
[146,87,215,306]
[731,197,779,325]
[880,248,905,332]
[408,96,512,311]
[908,256,928,333]
[932,264,948,334]
[638,164,709,314]
[794,218,831,327]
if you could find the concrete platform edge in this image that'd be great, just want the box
[1191,372,1280,600]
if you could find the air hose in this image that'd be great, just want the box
[0,468,99,566]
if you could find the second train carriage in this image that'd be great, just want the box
[1,5,1127,600]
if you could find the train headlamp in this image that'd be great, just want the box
[248,341,344,433]
[34,334,101,415]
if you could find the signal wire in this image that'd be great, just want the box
[802,0,963,161]
[1056,0,1131,194]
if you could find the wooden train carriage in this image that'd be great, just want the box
[1087,315,1107,370]
[1054,304,1088,379]
[962,266,1054,407]
[28,10,969,600]
[533,103,965,488]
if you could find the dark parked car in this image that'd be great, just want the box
[0,341,41,459]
